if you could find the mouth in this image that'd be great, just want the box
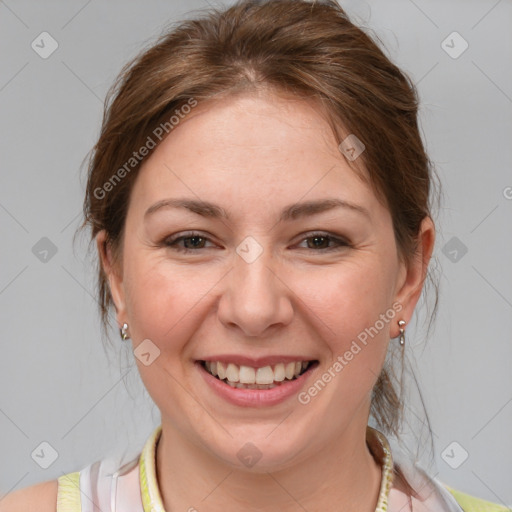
[199,359,319,390]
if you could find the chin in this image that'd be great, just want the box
[202,426,312,473]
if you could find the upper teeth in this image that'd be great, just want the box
[204,361,310,384]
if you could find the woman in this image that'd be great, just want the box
[2,1,507,511]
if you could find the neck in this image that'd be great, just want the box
[155,417,383,512]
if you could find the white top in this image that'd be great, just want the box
[58,425,469,512]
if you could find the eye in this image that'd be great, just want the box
[296,232,350,251]
[163,232,216,253]
[162,231,351,254]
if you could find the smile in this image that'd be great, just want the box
[201,360,314,389]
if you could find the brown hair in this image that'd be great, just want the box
[76,0,440,482]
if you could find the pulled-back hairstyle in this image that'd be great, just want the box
[77,0,441,492]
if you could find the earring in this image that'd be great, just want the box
[120,322,130,341]
[398,320,406,346]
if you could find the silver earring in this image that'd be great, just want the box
[120,322,130,341]
[398,320,406,346]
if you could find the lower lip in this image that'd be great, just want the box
[196,361,317,407]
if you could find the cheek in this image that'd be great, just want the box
[123,252,219,351]
[122,256,211,413]
[305,258,395,381]
[310,257,395,333]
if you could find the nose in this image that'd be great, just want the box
[217,242,294,337]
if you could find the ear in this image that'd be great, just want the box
[391,216,436,337]
[96,230,127,325]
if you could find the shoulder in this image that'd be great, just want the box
[0,479,58,512]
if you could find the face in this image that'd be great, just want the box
[99,90,433,470]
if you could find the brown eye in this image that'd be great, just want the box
[307,235,330,249]
[181,235,207,249]
[164,232,214,253]
[298,233,350,251]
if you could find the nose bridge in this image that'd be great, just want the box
[235,242,275,296]
[218,235,293,336]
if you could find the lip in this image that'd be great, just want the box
[196,359,318,407]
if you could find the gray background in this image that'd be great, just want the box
[1,0,511,507]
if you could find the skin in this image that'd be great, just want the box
[97,89,435,512]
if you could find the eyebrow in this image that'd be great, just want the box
[144,197,371,222]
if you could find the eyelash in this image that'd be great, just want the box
[162,231,350,254]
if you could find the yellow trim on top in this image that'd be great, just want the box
[445,485,511,512]
[140,424,165,512]
[57,471,82,512]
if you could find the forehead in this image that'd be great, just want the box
[129,91,382,222]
